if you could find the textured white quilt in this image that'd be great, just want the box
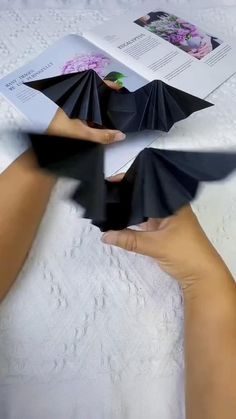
[0,0,236,8]
[0,2,236,419]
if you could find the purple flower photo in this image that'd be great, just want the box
[62,54,111,77]
[134,11,223,60]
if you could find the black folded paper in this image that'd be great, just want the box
[29,133,236,232]
[29,133,105,221]
[25,69,213,133]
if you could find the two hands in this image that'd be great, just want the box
[2,73,233,295]
[10,81,231,294]
[1,83,236,419]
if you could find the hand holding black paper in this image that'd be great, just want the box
[28,132,236,232]
[25,69,213,133]
[47,107,126,145]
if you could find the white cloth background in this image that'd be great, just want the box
[0,0,236,8]
[0,2,236,419]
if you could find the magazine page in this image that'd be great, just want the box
[0,34,148,130]
[85,5,236,98]
[0,34,155,176]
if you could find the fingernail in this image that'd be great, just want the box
[101,232,114,245]
[114,132,126,141]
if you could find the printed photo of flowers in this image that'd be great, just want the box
[134,11,223,60]
[61,54,127,88]
[62,53,111,77]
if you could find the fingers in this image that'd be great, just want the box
[107,173,125,182]
[84,125,126,144]
[47,108,126,145]
[102,228,159,257]
[47,108,70,136]
[46,78,125,145]
[101,206,195,258]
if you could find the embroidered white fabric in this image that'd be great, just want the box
[0,0,236,8]
[0,2,236,419]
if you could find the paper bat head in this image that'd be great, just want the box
[25,69,213,133]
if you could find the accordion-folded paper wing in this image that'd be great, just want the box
[107,81,212,132]
[25,69,213,133]
[29,133,105,220]
[28,133,236,232]
[92,148,236,231]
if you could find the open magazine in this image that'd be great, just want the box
[0,4,235,175]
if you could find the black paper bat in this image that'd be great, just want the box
[25,69,213,133]
[28,132,236,231]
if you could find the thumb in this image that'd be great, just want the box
[102,228,159,257]
[85,126,126,144]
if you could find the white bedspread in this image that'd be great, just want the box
[0,2,236,419]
